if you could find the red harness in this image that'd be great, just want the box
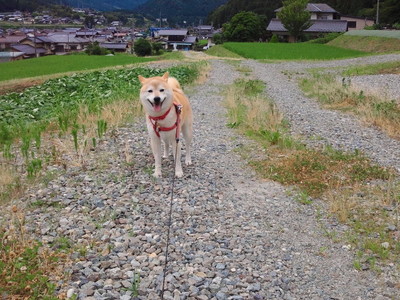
[148,103,183,141]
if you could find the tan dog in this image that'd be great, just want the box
[138,72,193,178]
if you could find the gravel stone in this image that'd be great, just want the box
[2,54,400,299]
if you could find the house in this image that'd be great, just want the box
[0,52,24,62]
[193,25,215,39]
[19,36,54,54]
[154,29,198,50]
[10,44,47,58]
[340,16,374,30]
[46,32,88,53]
[99,42,128,52]
[0,34,26,50]
[267,3,348,42]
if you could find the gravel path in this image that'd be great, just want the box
[350,74,400,102]
[244,54,400,173]
[3,56,400,299]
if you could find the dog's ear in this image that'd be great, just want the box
[162,72,169,81]
[138,75,146,84]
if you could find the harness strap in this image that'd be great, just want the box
[149,103,182,140]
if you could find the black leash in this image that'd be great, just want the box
[160,137,180,299]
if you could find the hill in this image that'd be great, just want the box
[328,33,400,53]
[63,0,147,11]
[135,0,229,26]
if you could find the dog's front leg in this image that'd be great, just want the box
[150,137,162,177]
[163,141,170,158]
[172,140,183,178]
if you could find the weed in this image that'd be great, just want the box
[125,271,141,297]
[295,191,313,205]
[0,206,67,299]
[26,158,42,179]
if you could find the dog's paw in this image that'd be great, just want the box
[185,158,192,166]
[153,171,162,178]
[175,170,183,178]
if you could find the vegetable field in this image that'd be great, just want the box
[0,53,155,82]
[0,63,200,189]
[223,42,367,60]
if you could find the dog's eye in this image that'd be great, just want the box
[160,89,164,92]
[148,89,153,93]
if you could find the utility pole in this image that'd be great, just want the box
[34,28,37,57]
[376,0,380,24]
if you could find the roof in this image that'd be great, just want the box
[275,3,337,13]
[157,29,188,36]
[0,51,24,58]
[99,42,128,49]
[10,44,47,55]
[47,33,87,43]
[183,36,197,44]
[196,25,213,30]
[0,35,26,44]
[267,19,347,33]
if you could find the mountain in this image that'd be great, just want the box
[134,0,229,26]
[62,0,148,11]
[0,0,56,12]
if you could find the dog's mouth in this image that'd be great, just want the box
[148,98,165,112]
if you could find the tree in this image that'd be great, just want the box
[152,42,163,55]
[134,38,152,56]
[277,0,311,42]
[222,11,266,42]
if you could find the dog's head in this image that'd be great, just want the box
[138,72,173,115]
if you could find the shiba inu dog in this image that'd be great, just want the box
[138,72,193,178]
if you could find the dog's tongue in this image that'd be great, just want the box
[154,103,162,112]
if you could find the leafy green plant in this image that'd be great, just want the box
[97,119,108,138]
[27,159,42,179]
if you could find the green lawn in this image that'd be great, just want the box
[0,53,155,82]
[223,42,368,60]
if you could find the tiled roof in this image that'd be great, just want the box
[275,3,337,13]
[183,36,197,43]
[157,29,188,36]
[0,35,26,44]
[47,33,87,43]
[267,19,347,33]
[99,42,127,49]
[11,44,47,55]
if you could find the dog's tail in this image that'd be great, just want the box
[168,77,182,91]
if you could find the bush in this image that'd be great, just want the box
[134,38,152,56]
[364,24,383,30]
[269,34,279,43]
[212,33,224,45]
[393,23,400,30]
[307,32,343,44]
[85,42,109,55]
[152,42,163,55]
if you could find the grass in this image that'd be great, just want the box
[344,30,400,39]
[205,44,243,59]
[300,73,400,139]
[0,53,156,82]
[0,205,68,299]
[328,35,400,53]
[225,77,400,269]
[343,61,400,76]
[223,42,368,60]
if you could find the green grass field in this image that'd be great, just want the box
[223,42,367,60]
[328,35,400,53]
[0,53,155,82]
[345,30,400,39]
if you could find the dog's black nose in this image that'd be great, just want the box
[154,96,161,104]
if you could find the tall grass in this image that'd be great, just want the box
[300,73,400,139]
[328,35,400,53]
[223,42,367,60]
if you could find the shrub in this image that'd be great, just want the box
[364,24,383,30]
[307,32,343,44]
[152,42,163,55]
[85,42,109,55]
[393,23,400,30]
[269,34,279,43]
[212,33,224,45]
[134,38,152,56]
